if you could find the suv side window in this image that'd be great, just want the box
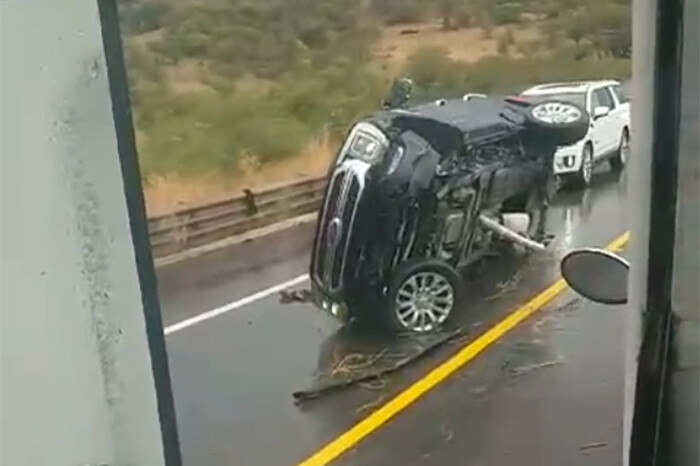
[594,87,615,110]
[605,87,618,109]
[612,84,630,103]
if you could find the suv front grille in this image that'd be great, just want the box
[313,161,367,294]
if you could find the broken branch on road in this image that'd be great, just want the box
[293,329,461,403]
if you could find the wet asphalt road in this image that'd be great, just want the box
[337,282,626,466]
[158,165,630,466]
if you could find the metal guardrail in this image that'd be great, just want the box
[148,175,327,258]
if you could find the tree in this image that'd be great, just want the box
[588,3,631,58]
[439,0,457,30]
[563,13,587,46]
[372,0,424,25]
[453,5,476,28]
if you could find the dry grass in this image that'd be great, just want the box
[138,21,545,95]
[233,73,277,96]
[143,134,336,216]
[132,28,164,46]
[139,20,546,216]
[163,60,216,95]
[165,66,277,96]
[372,21,543,75]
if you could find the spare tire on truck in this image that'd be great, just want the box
[524,100,590,146]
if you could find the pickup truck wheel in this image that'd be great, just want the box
[610,129,630,172]
[386,259,462,334]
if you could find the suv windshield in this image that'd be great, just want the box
[524,92,587,108]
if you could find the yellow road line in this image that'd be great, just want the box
[297,231,630,466]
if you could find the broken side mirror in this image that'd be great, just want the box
[382,77,413,110]
[560,248,629,304]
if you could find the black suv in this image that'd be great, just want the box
[310,83,589,334]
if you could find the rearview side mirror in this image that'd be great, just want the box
[560,248,629,304]
[593,106,611,119]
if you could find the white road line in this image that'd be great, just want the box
[164,274,310,335]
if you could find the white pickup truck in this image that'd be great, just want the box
[520,80,631,187]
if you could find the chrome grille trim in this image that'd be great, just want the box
[313,159,370,294]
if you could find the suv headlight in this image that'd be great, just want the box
[337,122,389,165]
[347,131,384,164]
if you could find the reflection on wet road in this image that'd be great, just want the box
[341,291,627,466]
[159,167,629,466]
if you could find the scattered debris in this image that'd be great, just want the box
[579,441,608,452]
[472,385,488,395]
[279,288,312,304]
[293,329,461,403]
[509,359,565,377]
[359,377,387,391]
[440,422,455,442]
[554,297,581,313]
[484,270,522,301]
[332,349,389,377]
[531,313,557,334]
[449,331,475,347]
[355,394,386,414]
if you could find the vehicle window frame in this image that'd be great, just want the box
[613,84,630,104]
[605,86,618,109]
[593,87,614,110]
[589,88,600,112]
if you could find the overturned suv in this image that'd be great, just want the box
[310,81,589,334]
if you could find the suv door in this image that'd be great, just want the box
[588,88,606,156]
[607,84,630,146]
[590,87,617,156]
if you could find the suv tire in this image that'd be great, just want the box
[610,128,630,172]
[385,259,462,334]
[524,100,590,146]
[570,143,593,188]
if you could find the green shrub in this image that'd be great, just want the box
[453,6,476,28]
[119,0,171,34]
[404,48,630,98]
[122,0,631,180]
[490,2,524,25]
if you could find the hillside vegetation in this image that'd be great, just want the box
[117,0,631,214]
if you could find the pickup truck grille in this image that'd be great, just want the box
[313,162,366,294]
